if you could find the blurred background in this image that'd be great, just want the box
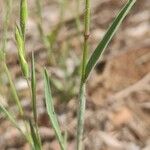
[0,0,150,149]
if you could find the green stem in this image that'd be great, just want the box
[77,83,86,150]
[26,77,42,149]
[81,0,90,82]
[26,78,32,98]
[24,121,34,146]
[77,0,90,150]
[4,63,32,146]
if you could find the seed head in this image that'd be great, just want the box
[20,0,28,38]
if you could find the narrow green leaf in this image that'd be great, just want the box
[43,69,65,150]
[85,0,136,81]
[30,56,42,148]
[29,120,41,150]
[31,52,37,123]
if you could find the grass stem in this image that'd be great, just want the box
[81,0,90,82]
[77,83,86,150]
[77,0,91,150]
[3,63,24,116]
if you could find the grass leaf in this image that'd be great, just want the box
[84,0,136,81]
[43,69,65,150]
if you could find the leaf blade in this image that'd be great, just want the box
[85,0,136,81]
[43,69,65,150]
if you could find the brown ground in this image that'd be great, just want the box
[0,0,150,149]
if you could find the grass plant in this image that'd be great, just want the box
[0,0,136,150]
[0,0,41,149]
[77,1,136,149]
[0,0,24,117]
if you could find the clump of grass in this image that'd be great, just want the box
[0,0,136,150]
